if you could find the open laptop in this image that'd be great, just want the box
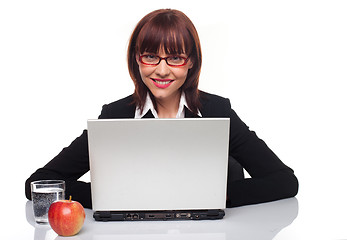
[87,118,230,221]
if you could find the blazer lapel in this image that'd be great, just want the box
[184,107,201,118]
[142,110,155,118]
[141,107,201,118]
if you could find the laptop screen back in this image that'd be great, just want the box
[87,118,230,211]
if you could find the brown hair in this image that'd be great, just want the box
[127,9,202,114]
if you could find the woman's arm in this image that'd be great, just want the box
[25,96,135,209]
[223,99,299,207]
[25,130,93,208]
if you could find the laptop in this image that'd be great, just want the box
[87,118,230,221]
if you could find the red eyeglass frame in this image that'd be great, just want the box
[138,54,189,67]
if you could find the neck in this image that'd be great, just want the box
[156,92,181,118]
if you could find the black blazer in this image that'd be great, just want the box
[25,91,298,208]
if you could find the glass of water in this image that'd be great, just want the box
[30,180,65,224]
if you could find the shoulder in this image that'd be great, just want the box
[199,91,229,101]
[99,94,136,119]
[105,94,134,107]
[198,91,232,117]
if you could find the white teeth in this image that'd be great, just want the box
[154,80,171,85]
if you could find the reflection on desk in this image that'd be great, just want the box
[26,197,298,240]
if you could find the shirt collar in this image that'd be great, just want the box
[134,92,201,118]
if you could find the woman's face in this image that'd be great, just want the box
[136,48,193,103]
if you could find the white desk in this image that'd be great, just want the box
[24,198,298,240]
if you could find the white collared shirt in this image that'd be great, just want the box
[134,92,202,118]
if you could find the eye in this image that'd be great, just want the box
[167,56,185,65]
[145,54,156,59]
[141,54,159,63]
[169,56,182,61]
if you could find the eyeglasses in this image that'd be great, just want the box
[139,54,189,67]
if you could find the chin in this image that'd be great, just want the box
[152,92,171,100]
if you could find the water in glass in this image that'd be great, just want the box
[32,187,64,223]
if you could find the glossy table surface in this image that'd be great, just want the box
[22,198,299,240]
[2,193,347,239]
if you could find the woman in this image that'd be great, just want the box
[25,9,298,209]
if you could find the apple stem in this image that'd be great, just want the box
[69,195,72,202]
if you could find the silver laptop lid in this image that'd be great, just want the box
[87,118,230,211]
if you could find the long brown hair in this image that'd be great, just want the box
[127,9,202,114]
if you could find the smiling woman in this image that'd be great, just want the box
[136,48,193,118]
[128,9,202,117]
[25,8,298,209]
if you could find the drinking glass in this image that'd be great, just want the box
[30,180,65,224]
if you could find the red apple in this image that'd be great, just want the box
[48,196,85,236]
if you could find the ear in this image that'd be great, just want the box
[188,59,193,69]
[135,54,140,65]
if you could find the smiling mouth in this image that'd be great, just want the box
[152,79,173,85]
[151,78,174,88]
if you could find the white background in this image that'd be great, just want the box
[0,0,346,239]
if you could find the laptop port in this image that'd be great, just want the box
[125,213,140,220]
[176,213,191,218]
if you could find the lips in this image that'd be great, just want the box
[151,78,174,89]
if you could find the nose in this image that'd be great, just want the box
[154,59,170,77]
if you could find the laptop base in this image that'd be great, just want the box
[93,209,225,221]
